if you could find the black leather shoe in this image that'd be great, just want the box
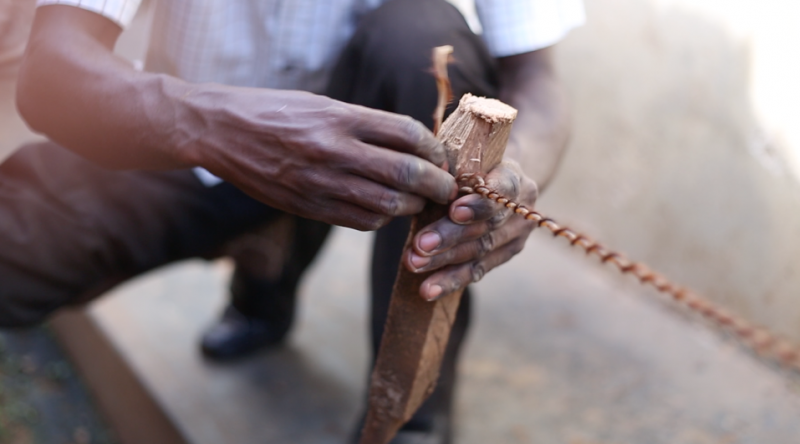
[200,305,289,360]
[352,411,452,444]
[202,217,331,361]
[390,413,451,444]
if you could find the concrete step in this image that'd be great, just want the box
[51,226,800,444]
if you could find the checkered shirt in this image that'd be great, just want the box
[37,0,584,93]
[36,0,584,185]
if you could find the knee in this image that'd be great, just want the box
[0,297,50,329]
[0,282,60,328]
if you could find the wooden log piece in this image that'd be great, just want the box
[359,93,517,444]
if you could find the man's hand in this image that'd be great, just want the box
[188,90,457,231]
[399,47,570,300]
[403,160,538,300]
[18,6,456,232]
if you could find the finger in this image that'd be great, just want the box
[418,238,527,301]
[406,216,524,273]
[328,174,427,218]
[449,163,522,224]
[410,217,489,257]
[235,162,394,231]
[348,141,456,205]
[449,193,512,227]
[306,197,392,232]
[351,107,448,168]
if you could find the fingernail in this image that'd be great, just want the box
[453,206,473,223]
[427,285,443,301]
[419,232,441,253]
[409,253,431,270]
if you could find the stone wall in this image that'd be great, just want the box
[545,0,800,341]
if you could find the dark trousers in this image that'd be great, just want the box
[328,0,498,427]
[0,0,497,427]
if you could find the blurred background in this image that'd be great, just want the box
[2,0,800,443]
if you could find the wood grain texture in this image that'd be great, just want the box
[359,94,517,444]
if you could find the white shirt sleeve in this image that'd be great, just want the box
[475,0,586,57]
[36,0,141,29]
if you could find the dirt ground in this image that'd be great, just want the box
[0,329,117,444]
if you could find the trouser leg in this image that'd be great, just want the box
[326,0,499,433]
[225,215,332,332]
[0,141,279,328]
[199,214,332,360]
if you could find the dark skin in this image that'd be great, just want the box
[408,47,570,300]
[16,6,569,301]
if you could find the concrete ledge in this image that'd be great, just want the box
[50,309,188,444]
[38,228,800,444]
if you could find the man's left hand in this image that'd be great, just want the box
[403,159,538,300]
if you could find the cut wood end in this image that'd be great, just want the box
[459,93,518,124]
[432,45,454,60]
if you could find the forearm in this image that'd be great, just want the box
[15,5,460,232]
[497,48,570,191]
[16,6,199,170]
[14,8,355,177]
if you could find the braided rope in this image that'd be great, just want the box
[457,173,800,373]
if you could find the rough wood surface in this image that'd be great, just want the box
[359,94,517,444]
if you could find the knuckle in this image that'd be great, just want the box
[306,170,326,188]
[400,117,426,145]
[470,199,491,217]
[325,101,354,123]
[470,262,487,283]
[378,190,402,216]
[491,163,523,198]
[467,200,498,224]
[504,171,521,199]
[487,208,509,229]
[477,233,495,257]
[395,158,422,188]
[510,174,522,198]
[446,275,466,294]
[298,170,330,196]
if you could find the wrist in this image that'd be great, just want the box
[166,84,305,173]
[153,75,216,169]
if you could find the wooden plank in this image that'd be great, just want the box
[359,93,517,444]
[50,309,189,444]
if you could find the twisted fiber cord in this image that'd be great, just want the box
[428,45,799,374]
[457,173,800,373]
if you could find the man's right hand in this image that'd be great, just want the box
[18,6,455,231]
[184,89,456,231]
